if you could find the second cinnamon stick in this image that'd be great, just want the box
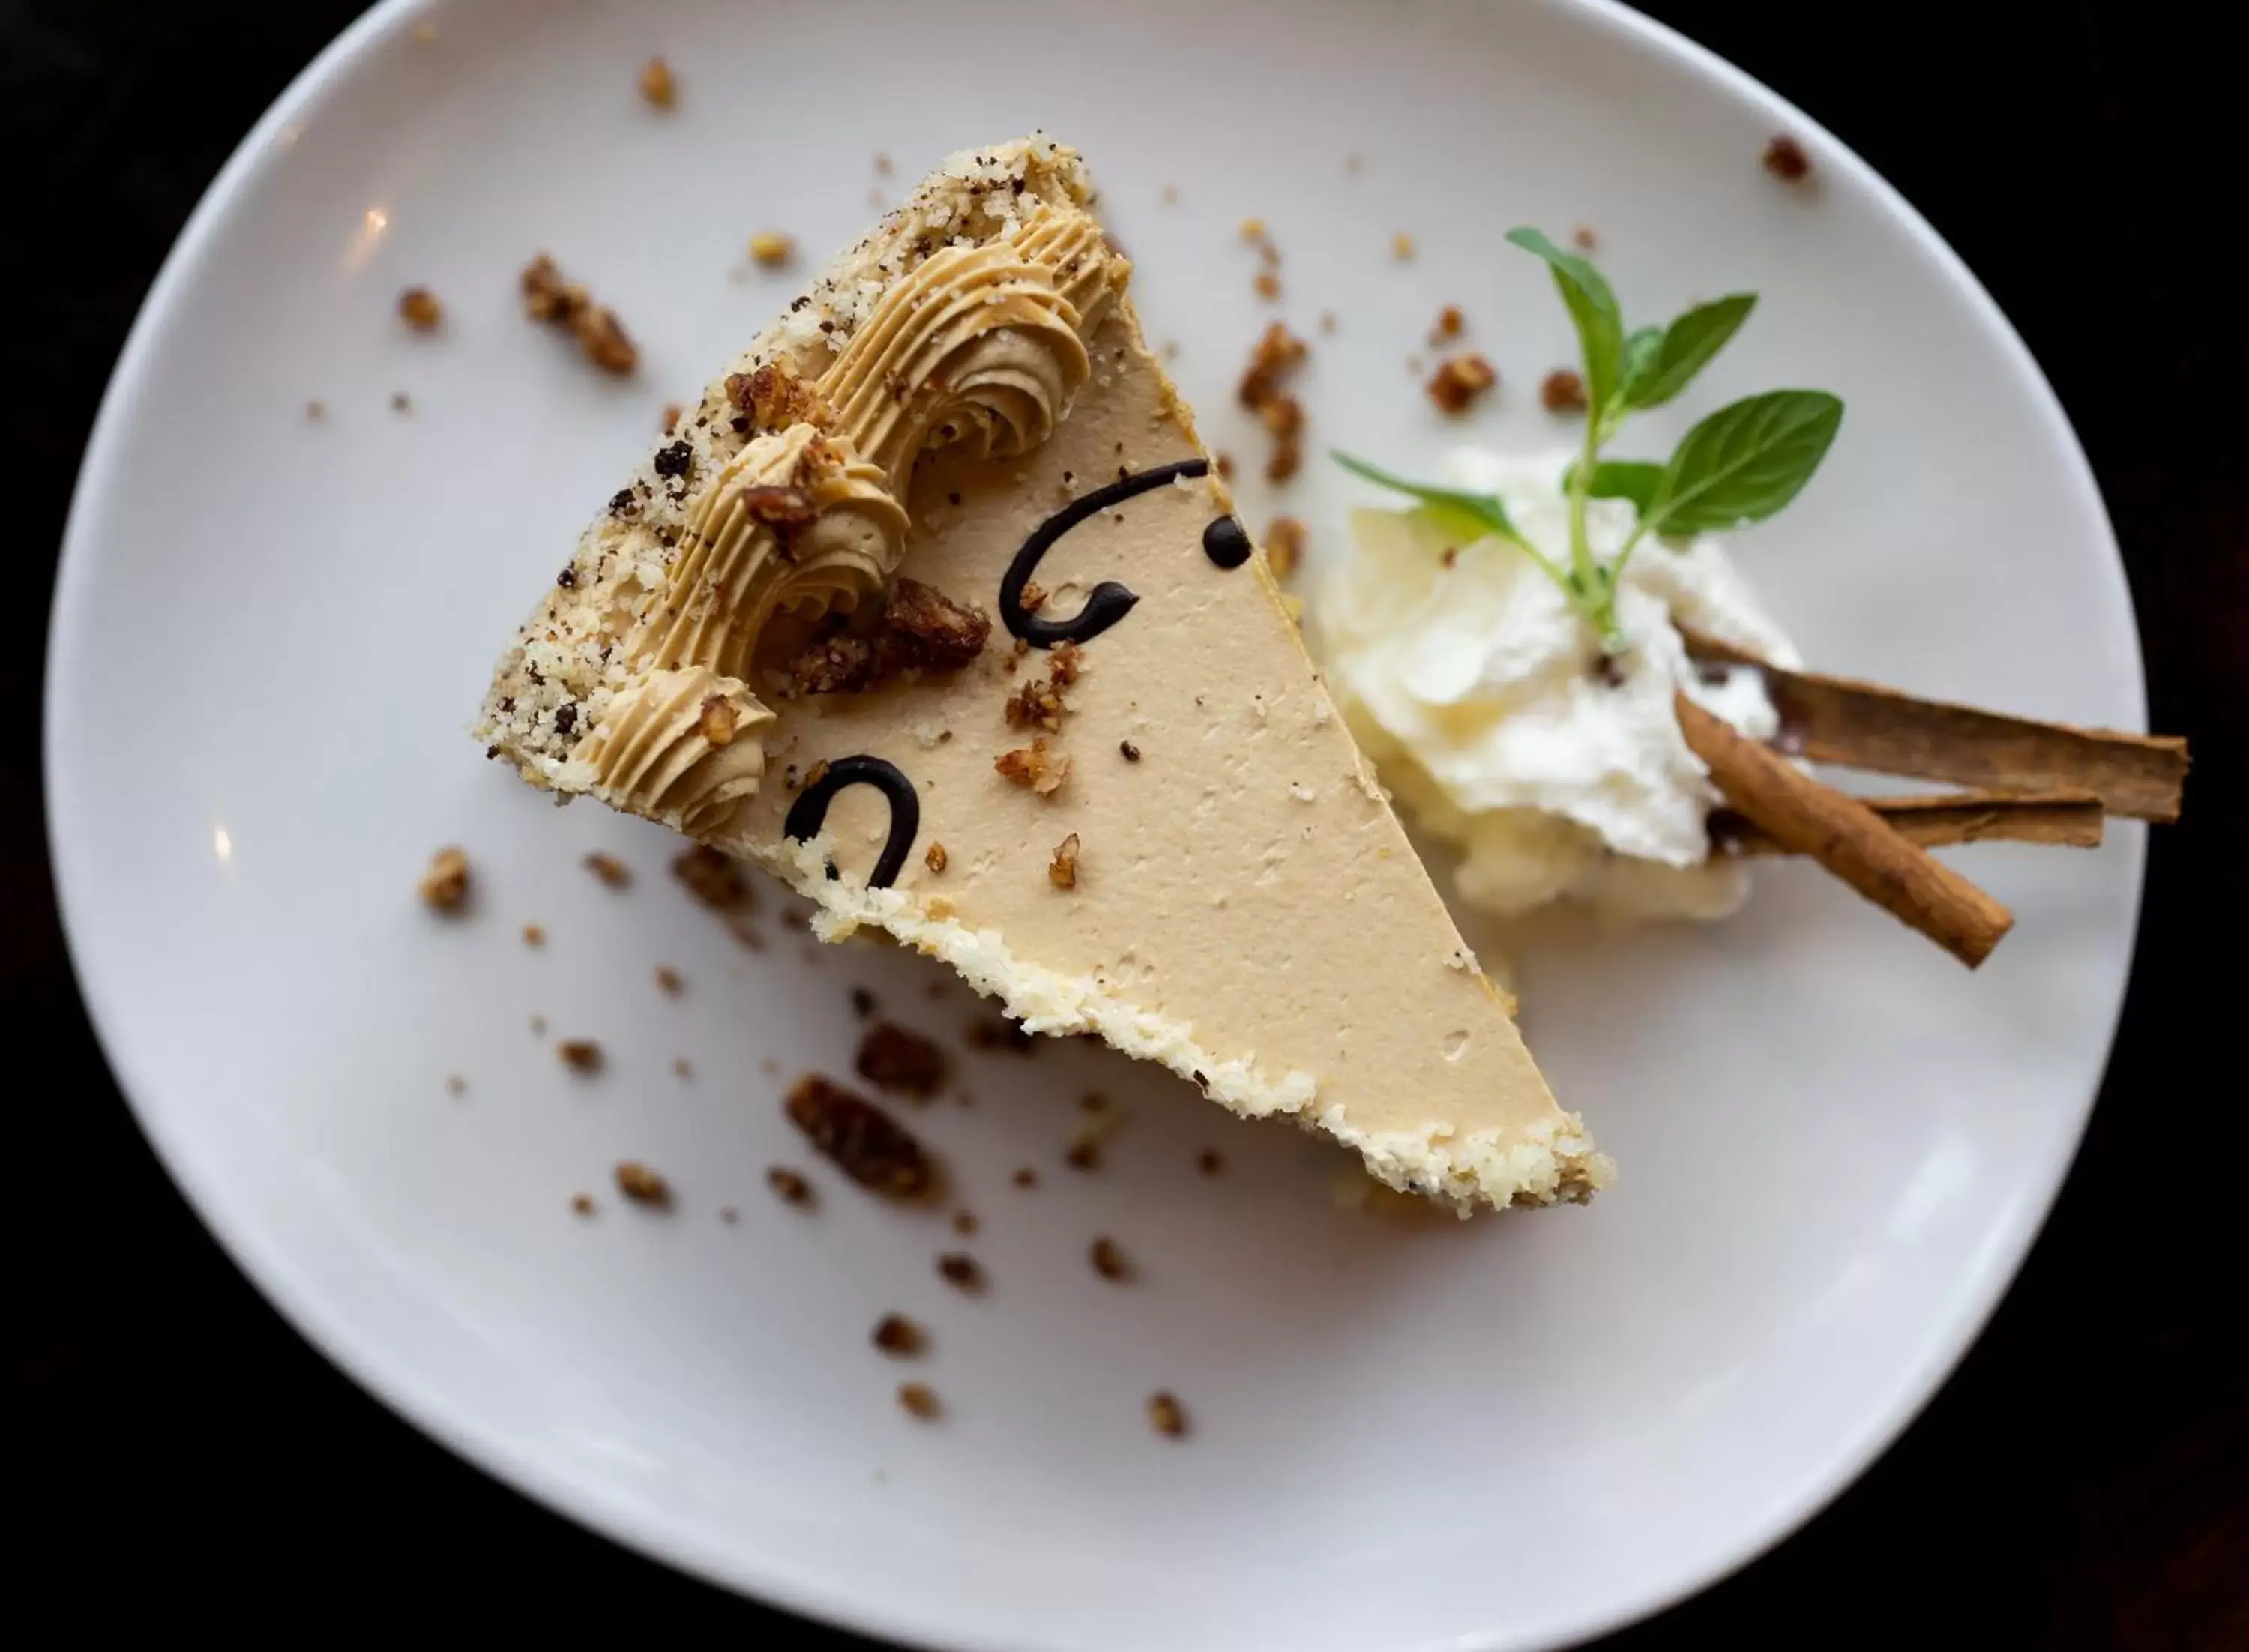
[1676,691,2015,968]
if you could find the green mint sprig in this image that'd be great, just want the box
[1333,229,1843,648]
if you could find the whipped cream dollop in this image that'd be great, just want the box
[1315,448,1800,923]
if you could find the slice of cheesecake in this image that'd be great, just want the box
[475,136,1608,1211]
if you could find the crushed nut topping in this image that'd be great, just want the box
[558,1039,604,1074]
[397,287,443,331]
[1427,353,1498,414]
[1047,833,1081,890]
[855,1021,948,1100]
[672,845,750,909]
[936,1252,986,1294]
[1237,321,1309,484]
[1428,304,1464,344]
[1264,516,1306,580]
[897,1381,941,1420]
[789,578,991,695]
[1017,579,1047,613]
[1147,1391,1189,1438]
[924,842,948,875]
[520,253,638,376]
[654,965,684,996]
[1089,1238,1133,1282]
[637,55,676,108]
[614,1160,670,1205]
[419,846,470,911]
[698,695,738,747]
[872,1314,927,1357]
[1763,134,1812,181]
[766,1166,813,1206]
[1540,369,1588,412]
[785,1074,936,1199]
[748,231,796,267]
[661,401,682,433]
[1253,270,1281,301]
[726,363,833,432]
[584,852,631,888]
[995,738,1071,795]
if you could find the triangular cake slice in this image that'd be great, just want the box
[475,137,1608,1211]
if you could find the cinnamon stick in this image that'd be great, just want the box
[1714,788,2104,856]
[1675,691,2014,967]
[1679,627,2188,822]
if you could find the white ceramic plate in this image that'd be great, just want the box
[47,1,2145,1647]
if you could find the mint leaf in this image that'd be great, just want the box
[1577,459,1667,516]
[1333,450,1523,545]
[1619,326,1664,406]
[1646,391,1843,534]
[1625,295,1757,410]
[1505,227,1624,415]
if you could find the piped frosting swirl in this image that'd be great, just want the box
[570,200,1124,840]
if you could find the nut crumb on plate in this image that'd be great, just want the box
[397,287,443,331]
[1763,133,1812,181]
[1198,1149,1224,1176]
[1264,516,1306,580]
[1011,1167,1038,1189]
[522,923,545,947]
[785,1074,937,1199]
[445,1075,467,1098]
[570,1193,596,1217]
[419,846,469,911]
[936,1252,987,1294]
[654,965,684,996]
[1541,369,1588,412]
[850,987,876,1019]
[897,1381,941,1421]
[749,231,796,268]
[673,845,750,909]
[1147,1391,1189,1438]
[855,1021,948,1099]
[1253,270,1281,301]
[1428,304,1463,344]
[767,1166,813,1206]
[1089,1237,1133,1282]
[520,253,638,376]
[637,55,676,109]
[951,1209,978,1237]
[672,1056,694,1080]
[924,841,948,874]
[1391,231,1416,260]
[1572,224,1599,250]
[558,1039,604,1074]
[614,1160,671,1206]
[1427,353,1498,414]
[584,851,631,888]
[873,1314,927,1357]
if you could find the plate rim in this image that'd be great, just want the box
[42,0,2147,1647]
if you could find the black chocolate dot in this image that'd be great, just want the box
[1202,516,1252,570]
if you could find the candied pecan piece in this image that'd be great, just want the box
[855,1021,948,1100]
[784,1074,937,1199]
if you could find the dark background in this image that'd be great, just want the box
[5,1,2243,1646]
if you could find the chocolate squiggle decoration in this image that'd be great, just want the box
[1000,458,1211,647]
[783,756,921,888]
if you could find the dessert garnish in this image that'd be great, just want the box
[1331,233,2186,965]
